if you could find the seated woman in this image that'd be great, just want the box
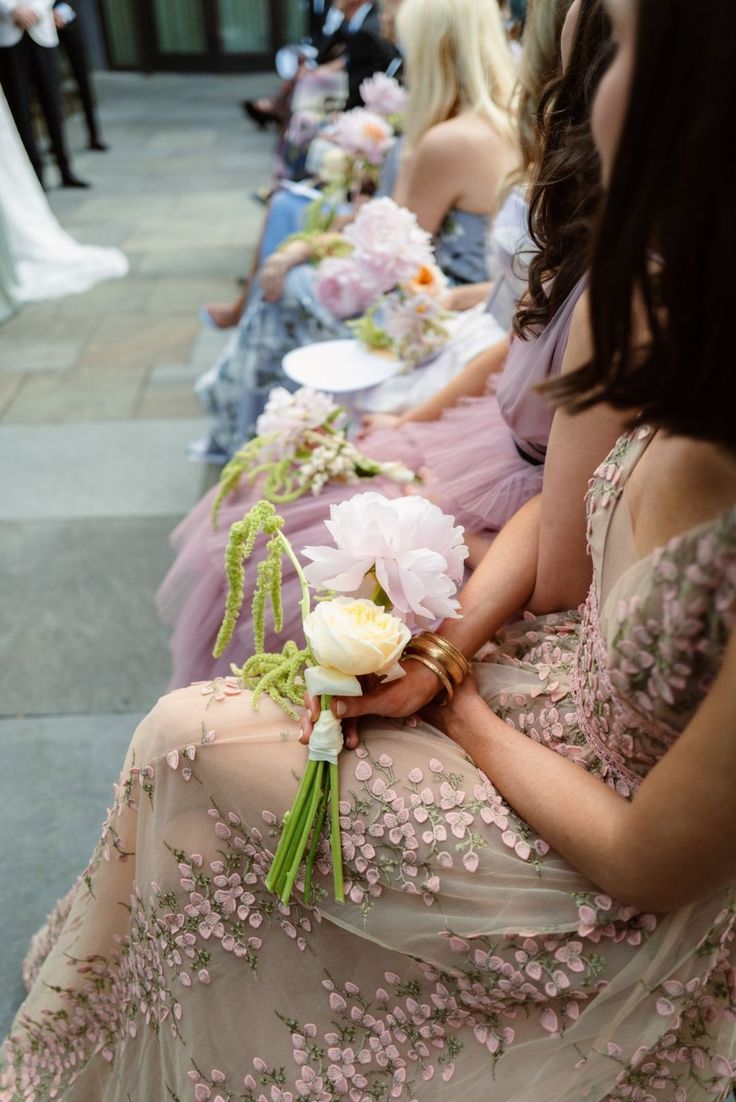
[4,2,735,1098]
[158,0,600,689]
[193,0,520,460]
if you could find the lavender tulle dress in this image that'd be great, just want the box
[157,276,587,688]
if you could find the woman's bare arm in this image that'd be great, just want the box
[432,627,736,912]
[403,336,510,423]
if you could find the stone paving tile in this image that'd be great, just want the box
[122,220,249,251]
[0,336,86,374]
[136,381,203,419]
[36,276,153,318]
[0,711,142,1036]
[136,244,253,278]
[0,418,208,520]
[0,373,24,416]
[3,367,147,423]
[188,324,232,370]
[0,515,185,713]
[145,275,236,316]
[77,314,200,370]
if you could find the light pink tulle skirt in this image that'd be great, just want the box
[157,388,544,688]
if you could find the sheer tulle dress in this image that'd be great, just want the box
[4,427,735,1101]
[158,275,587,689]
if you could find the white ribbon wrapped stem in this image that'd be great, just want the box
[308,708,345,764]
[305,665,364,764]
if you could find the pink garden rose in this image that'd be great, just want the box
[344,198,436,294]
[302,491,468,624]
[332,108,395,166]
[359,73,408,118]
[314,255,380,319]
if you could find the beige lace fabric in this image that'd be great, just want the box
[3,428,736,1101]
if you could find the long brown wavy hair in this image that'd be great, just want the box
[550,0,736,450]
[513,0,612,338]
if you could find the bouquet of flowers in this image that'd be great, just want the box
[214,492,468,906]
[211,387,416,525]
[314,197,453,363]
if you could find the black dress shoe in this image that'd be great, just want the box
[242,99,278,130]
[60,172,92,188]
[88,139,109,152]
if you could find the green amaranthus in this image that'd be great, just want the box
[214,500,343,905]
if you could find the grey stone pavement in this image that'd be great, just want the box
[0,71,276,1035]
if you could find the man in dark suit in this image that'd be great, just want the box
[244,0,399,128]
[0,0,89,187]
[53,0,107,150]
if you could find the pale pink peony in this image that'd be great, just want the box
[344,198,436,294]
[256,386,340,454]
[302,491,468,624]
[314,255,381,319]
[359,72,408,117]
[332,108,395,166]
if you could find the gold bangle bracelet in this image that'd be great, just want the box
[403,653,454,704]
[406,639,466,687]
[420,632,471,677]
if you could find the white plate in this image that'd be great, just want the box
[282,339,404,393]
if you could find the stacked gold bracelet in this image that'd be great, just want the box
[403,631,471,704]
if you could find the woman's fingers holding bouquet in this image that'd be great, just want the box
[299,693,360,749]
[332,661,442,722]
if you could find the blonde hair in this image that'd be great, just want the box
[397,0,518,152]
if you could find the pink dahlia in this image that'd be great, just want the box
[314,255,380,319]
[359,73,408,118]
[332,108,395,166]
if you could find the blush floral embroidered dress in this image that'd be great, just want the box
[3,426,736,1101]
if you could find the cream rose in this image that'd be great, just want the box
[303,597,410,677]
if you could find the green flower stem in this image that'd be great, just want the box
[275,529,311,623]
[265,758,318,894]
[304,772,330,904]
[280,761,325,904]
[330,762,345,903]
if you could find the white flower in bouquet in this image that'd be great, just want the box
[302,492,468,624]
[319,145,351,186]
[332,108,395,165]
[298,438,359,495]
[304,596,410,678]
[255,387,341,457]
[383,291,449,367]
[343,198,435,293]
[359,72,408,118]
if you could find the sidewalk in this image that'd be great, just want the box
[0,71,276,1033]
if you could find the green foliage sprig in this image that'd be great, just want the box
[213,500,314,720]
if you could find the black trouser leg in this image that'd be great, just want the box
[27,39,72,179]
[0,39,44,182]
[59,18,100,145]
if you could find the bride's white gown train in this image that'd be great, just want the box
[0,89,128,307]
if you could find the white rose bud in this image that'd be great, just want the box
[303,597,411,677]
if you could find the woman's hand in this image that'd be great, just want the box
[260,251,294,303]
[419,674,487,746]
[355,411,405,441]
[298,661,444,749]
